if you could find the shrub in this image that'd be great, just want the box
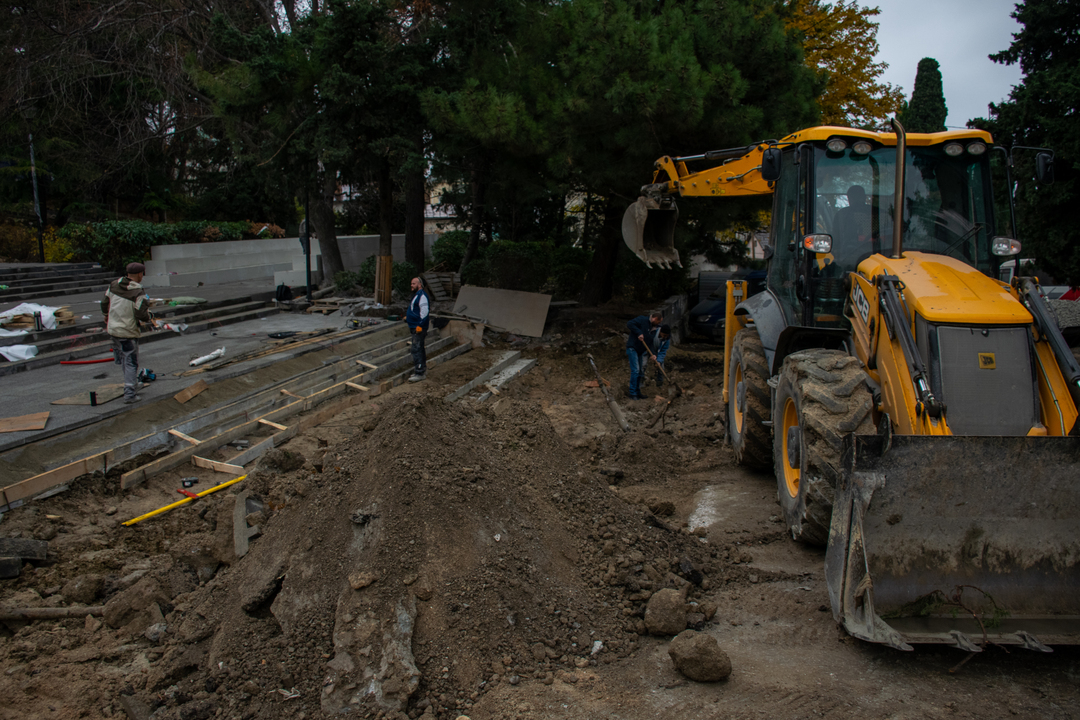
[430,230,469,270]
[334,270,363,295]
[0,223,38,262]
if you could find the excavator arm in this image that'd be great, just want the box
[623,143,776,268]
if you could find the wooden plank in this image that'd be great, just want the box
[355,360,378,370]
[258,418,287,431]
[281,389,304,399]
[1,452,109,508]
[445,351,522,402]
[120,337,466,488]
[51,384,124,406]
[168,429,199,445]
[173,379,208,404]
[192,456,244,474]
[229,425,299,467]
[346,382,369,391]
[0,411,49,433]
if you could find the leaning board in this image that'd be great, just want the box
[452,286,551,338]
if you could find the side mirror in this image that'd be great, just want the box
[1036,152,1054,184]
[760,148,782,182]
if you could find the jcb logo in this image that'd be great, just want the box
[851,283,870,324]
[979,353,996,369]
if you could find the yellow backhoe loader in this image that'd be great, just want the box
[624,122,1080,651]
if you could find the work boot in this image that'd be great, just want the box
[124,394,142,404]
[408,373,426,383]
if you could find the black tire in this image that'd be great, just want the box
[728,328,772,470]
[773,350,875,545]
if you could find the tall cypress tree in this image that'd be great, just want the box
[899,57,948,132]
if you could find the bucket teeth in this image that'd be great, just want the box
[1014,631,1053,653]
[949,630,983,653]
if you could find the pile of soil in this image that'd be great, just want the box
[175,394,721,719]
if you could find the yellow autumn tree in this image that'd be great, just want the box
[786,0,905,128]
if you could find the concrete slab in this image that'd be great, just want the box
[452,286,551,337]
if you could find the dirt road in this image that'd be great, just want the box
[1,306,1077,720]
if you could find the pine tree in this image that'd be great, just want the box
[899,58,948,132]
[976,0,1080,285]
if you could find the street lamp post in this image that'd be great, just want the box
[28,132,45,262]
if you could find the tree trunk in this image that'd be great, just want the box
[404,161,426,270]
[459,160,487,274]
[378,161,394,258]
[579,196,623,306]
[309,174,344,282]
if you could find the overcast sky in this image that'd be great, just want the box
[869,0,1025,128]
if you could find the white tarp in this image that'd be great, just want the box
[0,303,61,331]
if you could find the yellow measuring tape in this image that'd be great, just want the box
[122,475,247,526]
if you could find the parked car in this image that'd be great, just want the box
[688,269,765,342]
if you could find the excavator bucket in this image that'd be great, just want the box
[621,196,682,269]
[826,434,1080,651]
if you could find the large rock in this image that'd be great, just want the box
[61,574,106,605]
[103,577,170,629]
[668,630,731,682]
[644,588,686,636]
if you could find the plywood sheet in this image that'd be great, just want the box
[51,384,125,406]
[452,286,551,338]
[0,411,49,433]
[174,379,208,404]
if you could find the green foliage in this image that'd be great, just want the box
[456,240,592,298]
[898,58,947,133]
[431,231,470,270]
[55,220,263,272]
[977,0,1080,285]
[334,270,363,295]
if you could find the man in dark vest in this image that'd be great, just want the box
[626,310,662,399]
[406,276,431,382]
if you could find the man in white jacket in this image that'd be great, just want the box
[101,262,153,404]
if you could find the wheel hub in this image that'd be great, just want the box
[736,379,746,415]
[786,425,802,469]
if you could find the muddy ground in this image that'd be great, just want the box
[1,303,1078,720]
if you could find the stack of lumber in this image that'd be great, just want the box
[306,298,346,315]
[421,272,461,302]
[2,306,75,329]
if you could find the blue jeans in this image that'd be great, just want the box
[411,328,428,375]
[627,348,646,398]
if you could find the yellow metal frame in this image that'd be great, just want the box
[648,126,995,200]
[721,280,749,405]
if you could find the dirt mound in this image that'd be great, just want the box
[131,394,714,719]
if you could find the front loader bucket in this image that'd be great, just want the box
[621,196,682,269]
[826,434,1080,652]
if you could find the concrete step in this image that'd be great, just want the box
[0,270,113,290]
[0,302,281,377]
[0,294,274,348]
[0,280,113,305]
[0,263,100,283]
[2,301,273,355]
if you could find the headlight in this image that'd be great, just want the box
[852,140,873,155]
[802,234,833,253]
[991,237,1021,256]
[826,139,847,153]
[944,142,964,157]
[967,142,987,156]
